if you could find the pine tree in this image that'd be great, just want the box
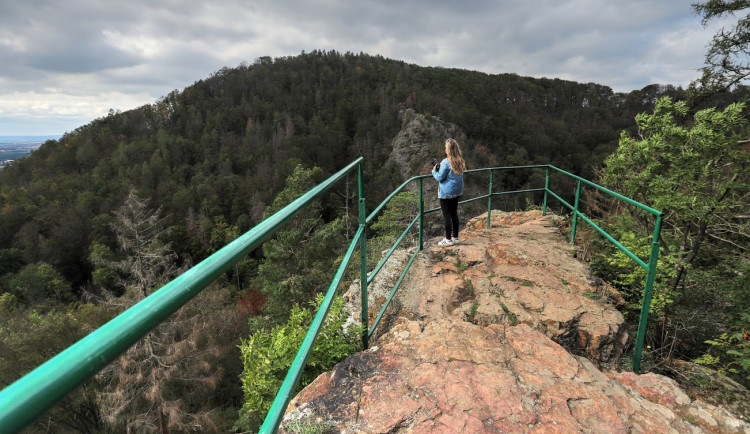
[255,166,347,325]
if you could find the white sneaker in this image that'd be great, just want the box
[437,238,454,246]
[452,238,460,244]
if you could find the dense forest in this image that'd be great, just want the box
[0,50,748,432]
[0,51,689,294]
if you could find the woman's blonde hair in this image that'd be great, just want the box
[445,138,466,175]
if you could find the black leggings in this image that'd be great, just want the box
[439,197,460,239]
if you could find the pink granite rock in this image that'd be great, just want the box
[285,211,749,433]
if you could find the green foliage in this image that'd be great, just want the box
[500,303,518,326]
[364,191,419,279]
[284,415,334,434]
[371,191,418,239]
[582,291,602,300]
[8,262,74,306]
[0,248,23,277]
[470,301,480,318]
[257,165,347,323]
[235,294,362,432]
[593,228,677,314]
[0,292,19,312]
[88,241,122,294]
[601,97,749,303]
[2,51,749,427]
[695,312,750,383]
[692,1,750,92]
[524,197,542,211]
[598,96,750,377]
[604,97,748,222]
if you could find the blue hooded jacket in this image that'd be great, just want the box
[432,158,464,199]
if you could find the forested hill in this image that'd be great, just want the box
[0,50,687,294]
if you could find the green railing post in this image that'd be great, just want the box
[487,169,494,228]
[570,180,581,244]
[632,214,663,373]
[418,178,424,251]
[358,163,368,349]
[542,166,549,215]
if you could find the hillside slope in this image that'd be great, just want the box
[0,50,676,292]
[282,211,749,433]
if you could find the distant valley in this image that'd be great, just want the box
[0,136,58,169]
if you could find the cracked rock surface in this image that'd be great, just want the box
[282,211,749,433]
[396,210,628,367]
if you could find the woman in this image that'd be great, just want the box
[432,138,466,246]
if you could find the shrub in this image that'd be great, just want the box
[235,294,362,431]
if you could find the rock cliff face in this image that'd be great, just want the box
[282,211,750,433]
[385,108,473,237]
[387,108,467,182]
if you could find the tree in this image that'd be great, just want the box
[603,97,749,292]
[235,294,361,432]
[255,165,347,324]
[8,262,74,306]
[95,192,239,433]
[693,0,750,92]
[601,96,750,365]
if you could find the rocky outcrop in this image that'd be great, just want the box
[282,211,750,433]
[288,321,708,433]
[668,360,750,425]
[387,108,466,182]
[396,211,628,367]
[385,109,473,237]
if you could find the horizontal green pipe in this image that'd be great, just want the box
[491,188,546,196]
[547,165,660,216]
[391,167,548,218]
[456,188,545,206]
[370,165,546,221]
[368,245,421,339]
[465,164,549,175]
[259,224,365,434]
[0,157,364,434]
[423,192,496,213]
[546,189,648,270]
[460,194,490,204]
[367,214,419,286]
[366,177,418,224]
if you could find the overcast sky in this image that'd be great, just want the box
[0,0,730,136]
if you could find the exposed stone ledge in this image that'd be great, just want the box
[283,211,750,433]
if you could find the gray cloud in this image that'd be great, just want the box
[25,42,142,74]
[0,0,729,135]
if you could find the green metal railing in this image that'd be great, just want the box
[0,159,367,434]
[539,165,663,373]
[0,161,662,433]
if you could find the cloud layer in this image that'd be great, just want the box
[0,0,727,135]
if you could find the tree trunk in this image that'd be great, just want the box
[158,403,169,434]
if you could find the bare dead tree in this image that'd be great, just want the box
[95,191,235,433]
